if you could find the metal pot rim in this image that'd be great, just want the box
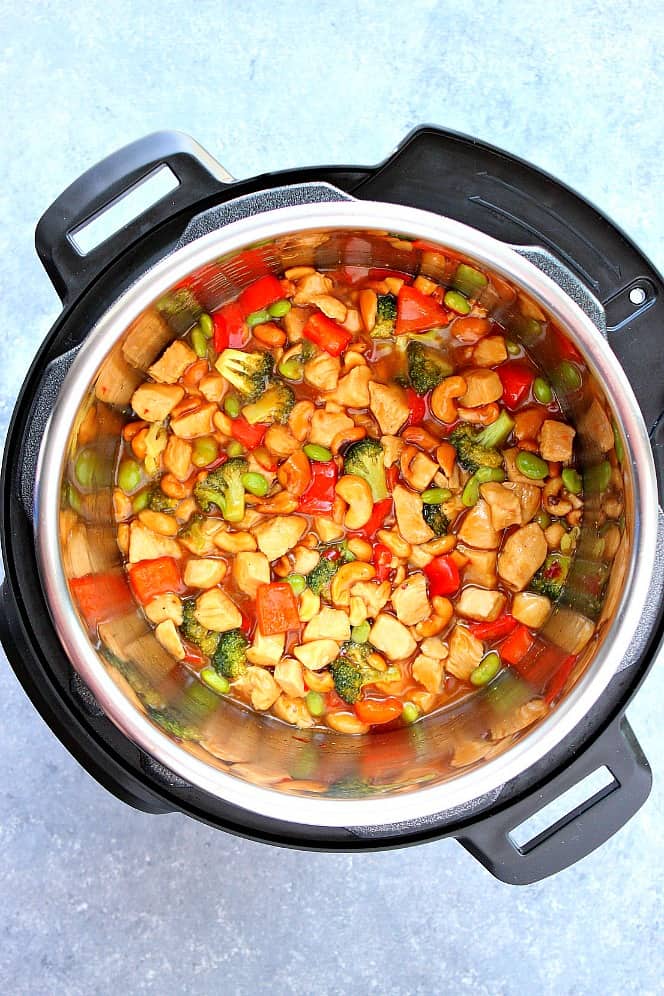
[35,200,658,828]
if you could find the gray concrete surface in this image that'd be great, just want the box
[1,1,663,993]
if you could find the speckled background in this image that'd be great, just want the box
[1,2,663,993]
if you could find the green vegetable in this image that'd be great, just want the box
[452,263,488,297]
[351,621,371,644]
[444,289,471,315]
[199,313,214,338]
[191,327,208,358]
[305,691,326,718]
[406,340,454,395]
[215,348,274,401]
[402,701,420,724]
[147,485,179,514]
[534,510,551,530]
[224,395,241,418]
[303,443,332,462]
[193,458,249,522]
[462,466,506,507]
[612,420,625,464]
[181,599,220,657]
[211,628,249,681]
[554,360,582,392]
[343,438,388,502]
[515,451,549,480]
[330,643,400,704]
[226,441,244,457]
[268,299,291,318]
[560,527,579,555]
[529,553,571,600]
[192,437,219,468]
[241,472,269,497]
[505,339,520,356]
[421,487,451,504]
[242,379,295,425]
[278,357,303,380]
[117,458,141,494]
[155,287,202,333]
[422,503,449,536]
[533,377,552,404]
[200,667,230,695]
[146,706,199,741]
[286,573,307,595]
[306,557,338,595]
[584,460,611,493]
[75,449,97,489]
[178,514,210,555]
[562,468,582,494]
[247,308,271,327]
[470,651,502,686]
[513,315,543,344]
[132,489,150,513]
[372,293,398,338]
[449,410,515,474]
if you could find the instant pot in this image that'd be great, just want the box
[2,127,663,884]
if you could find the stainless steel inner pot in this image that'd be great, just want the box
[34,199,658,828]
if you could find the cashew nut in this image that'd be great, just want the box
[543,477,573,517]
[346,537,373,561]
[376,528,411,559]
[213,530,257,554]
[330,425,366,455]
[430,376,467,423]
[335,475,373,529]
[330,561,376,607]
[359,288,377,332]
[402,426,441,451]
[277,450,312,496]
[456,402,500,425]
[288,400,315,442]
[265,424,300,458]
[326,712,370,735]
[257,491,299,515]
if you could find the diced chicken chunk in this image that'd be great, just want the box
[147,340,197,384]
[304,353,340,392]
[349,580,391,618]
[391,572,430,626]
[130,383,184,423]
[512,591,552,629]
[579,397,614,453]
[199,373,226,403]
[170,403,216,439]
[459,369,503,407]
[539,419,576,463]
[253,515,307,562]
[303,607,351,643]
[309,409,354,448]
[369,613,417,661]
[293,271,333,304]
[458,544,497,588]
[455,586,506,622]
[163,435,193,481]
[412,653,445,693]
[235,667,281,711]
[128,521,182,563]
[183,558,227,589]
[404,450,439,490]
[246,631,285,667]
[490,698,548,740]
[369,382,410,435]
[154,619,185,660]
[446,625,484,680]
[144,592,183,626]
[274,657,305,698]
[95,351,143,406]
[293,639,340,671]
[331,366,372,407]
[272,694,315,728]
[381,435,404,467]
[502,481,542,523]
[232,551,271,597]
[473,335,508,367]
[480,482,522,531]
[457,499,500,549]
[497,522,548,591]
[393,484,434,544]
[194,588,242,632]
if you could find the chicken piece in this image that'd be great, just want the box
[194,588,242,632]
[457,499,500,549]
[458,544,497,588]
[503,448,546,488]
[298,589,320,623]
[144,593,183,626]
[497,522,548,591]
[154,619,185,660]
[579,398,614,453]
[183,558,227,589]
[253,515,307,562]
[199,373,226,403]
[381,435,404,467]
[235,667,281,711]
[293,271,333,305]
[314,516,345,543]
[369,382,410,435]
[393,485,435,545]
[420,636,449,660]
[163,435,193,482]
[539,420,576,463]
[147,340,197,384]
[311,294,347,322]
[309,409,354,448]
[459,369,503,408]
[472,335,507,367]
[303,607,351,643]
[128,521,182,563]
[293,639,340,671]
[170,403,216,439]
[96,351,144,407]
[350,580,391,618]
[402,450,439,491]
[490,699,548,741]
[502,481,541,524]
[369,613,417,661]
[512,591,552,629]
[304,353,341,392]
[272,694,315,729]
[246,631,285,667]
[232,551,271,598]
[514,406,546,443]
[541,606,595,654]
[213,531,257,554]
[130,383,184,423]
[330,365,372,408]
[178,517,223,556]
[446,624,484,680]
[455,586,506,622]
[391,572,430,626]
[480,482,522,531]
[274,657,305,698]
[412,653,445,693]
[122,308,173,371]
[282,306,311,342]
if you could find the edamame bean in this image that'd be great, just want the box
[199,313,214,338]
[515,451,549,480]
[533,377,552,404]
[505,339,521,356]
[303,443,332,462]
[470,651,502,686]
[584,460,611,493]
[443,289,471,315]
[351,621,371,644]
[247,308,270,328]
[192,437,219,468]
[224,395,240,418]
[117,458,142,493]
[200,668,230,695]
[241,472,269,497]
[421,487,452,504]
[268,299,292,318]
[402,701,420,724]
[277,357,302,380]
[305,691,326,717]
[462,467,506,507]
[555,360,582,392]
[67,484,82,513]
[534,510,551,530]
[227,441,244,458]
[132,489,150,513]
[191,328,208,358]
[286,573,306,595]
[562,467,582,494]
[75,449,97,488]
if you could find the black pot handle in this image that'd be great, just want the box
[457,717,651,884]
[35,131,232,304]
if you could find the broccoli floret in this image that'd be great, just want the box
[529,553,571,600]
[181,599,220,657]
[330,642,400,704]
[147,484,179,514]
[449,410,515,474]
[306,557,338,595]
[343,438,388,502]
[215,348,274,401]
[406,340,454,395]
[178,513,209,554]
[193,457,248,522]
[241,379,295,425]
[372,293,397,338]
[146,706,199,741]
[211,628,249,681]
[422,503,449,536]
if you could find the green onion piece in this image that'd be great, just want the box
[285,573,306,595]
[533,377,553,404]
[68,484,82,513]
[305,691,326,718]
[200,668,230,695]
[241,472,269,497]
[199,313,214,338]
[224,395,241,418]
[351,621,371,644]
[117,458,142,493]
[421,487,452,504]
[534,510,551,530]
[303,443,332,462]
[515,451,549,480]
[268,299,292,318]
[444,289,471,315]
[470,651,502,686]
[247,308,270,328]
[562,468,582,495]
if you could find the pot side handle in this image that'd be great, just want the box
[456,717,651,885]
[35,131,233,304]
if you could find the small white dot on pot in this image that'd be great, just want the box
[629,286,647,305]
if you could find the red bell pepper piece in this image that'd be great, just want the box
[256,582,300,636]
[406,388,426,426]
[230,416,269,449]
[298,460,338,514]
[213,302,248,352]
[182,643,206,669]
[368,268,413,284]
[303,312,352,357]
[359,497,392,539]
[238,275,284,316]
[386,465,399,491]
[545,654,577,703]
[500,624,535,666]
[468,614,518,642]
[128,557,182,605]
[354,697,403,726]
[330,265,369,285]
[395,285,449,335]
[70,572,134,628]
[550,326,583,362]
[373,543,393,582]
[498,361,534,410]
[424,555,461,597]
